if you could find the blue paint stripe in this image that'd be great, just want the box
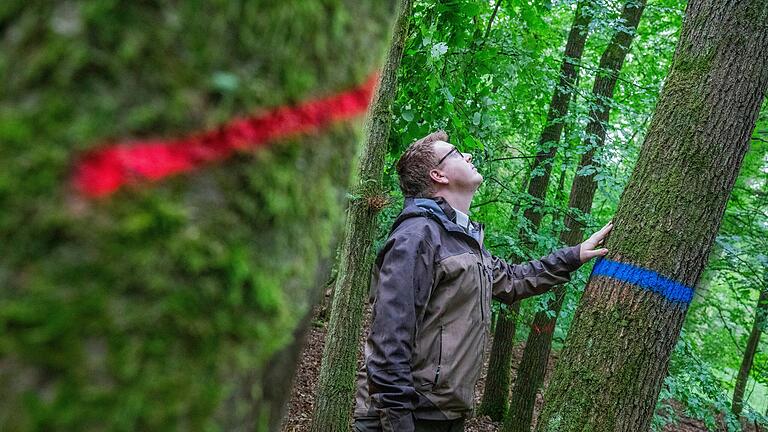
[591,258,694,305]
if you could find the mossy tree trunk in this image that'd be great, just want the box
[535,1,768,430]
[309,1,413,431]
[479,1,595,420]
[503,2,647,431]
[479,302,520,420]
[732,281,768,416]
[0,2,395,431]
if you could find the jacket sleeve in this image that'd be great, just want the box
[365,227,435,432]
[491,245,582,304]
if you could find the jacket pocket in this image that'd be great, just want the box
[433,325,444,386]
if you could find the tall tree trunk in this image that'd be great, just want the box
[504,2,647,431]
[479,1,596,421]
[309,1,413,431]
[535,1,768,430]
[733,282,768,416]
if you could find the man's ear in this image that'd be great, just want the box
[429,168,449,185]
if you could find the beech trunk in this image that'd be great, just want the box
[524,0,595,230]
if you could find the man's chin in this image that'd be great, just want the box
[469,175,483,192]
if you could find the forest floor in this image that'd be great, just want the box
[280,309,757,432]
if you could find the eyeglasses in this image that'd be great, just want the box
[435,146,460,167]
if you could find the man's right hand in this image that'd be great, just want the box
[579,222,613,263]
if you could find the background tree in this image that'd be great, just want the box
[479,0,597,419]
[309,1,413,430]
[504,1,647,430]
[733,281,768,416]
[535,0,768,430]
[0,2,395,431]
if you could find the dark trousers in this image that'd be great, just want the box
[353,417,465,432]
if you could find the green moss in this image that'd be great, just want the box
[671,47,715,75]
[604,39,714,271]
[0,1,394,430]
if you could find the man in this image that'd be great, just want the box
[353,131,612,432]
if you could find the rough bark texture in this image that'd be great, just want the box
[478,303,520,419]
[535,1,768,431]
[309,2,413,431]
[503,289,564,432]
[0,2,395,431]
[503,2,646,431]
[479,3,595,420]
[732,283,768,416]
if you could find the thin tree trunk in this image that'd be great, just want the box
[479,303,520,419]
[479,2,596,420]
[504,2,647,431]
[309,1,413,431]
[525,0,595,230]
[535,1,768,430]
[733,283,768,416]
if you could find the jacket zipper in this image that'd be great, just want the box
[477,263,485,322]
[434,325,443,386]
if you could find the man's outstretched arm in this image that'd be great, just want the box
[365,227,435,432]
[491,222,613,303]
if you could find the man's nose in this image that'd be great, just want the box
[463,152,472,162]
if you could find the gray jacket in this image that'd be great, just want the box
[354,197,582,431]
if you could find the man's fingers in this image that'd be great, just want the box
[590,222,613,242]
[580,222,613,262]
[585,248,609,259]
[598,221,613,236]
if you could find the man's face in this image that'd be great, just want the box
[431,141,483,192]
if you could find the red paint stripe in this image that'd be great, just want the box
[73,74,379,198]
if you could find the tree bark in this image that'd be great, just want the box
[479,1,596,421]
[478,303,520,419]
[504,2,647,431]
[732,282,768,416]
[535,1,768,430]
[309,2,413,431]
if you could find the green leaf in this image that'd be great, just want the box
[430,42,448,58]
[577,165,597,176]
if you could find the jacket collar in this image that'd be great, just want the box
[431,196,457,222]
[398,196,484,246]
